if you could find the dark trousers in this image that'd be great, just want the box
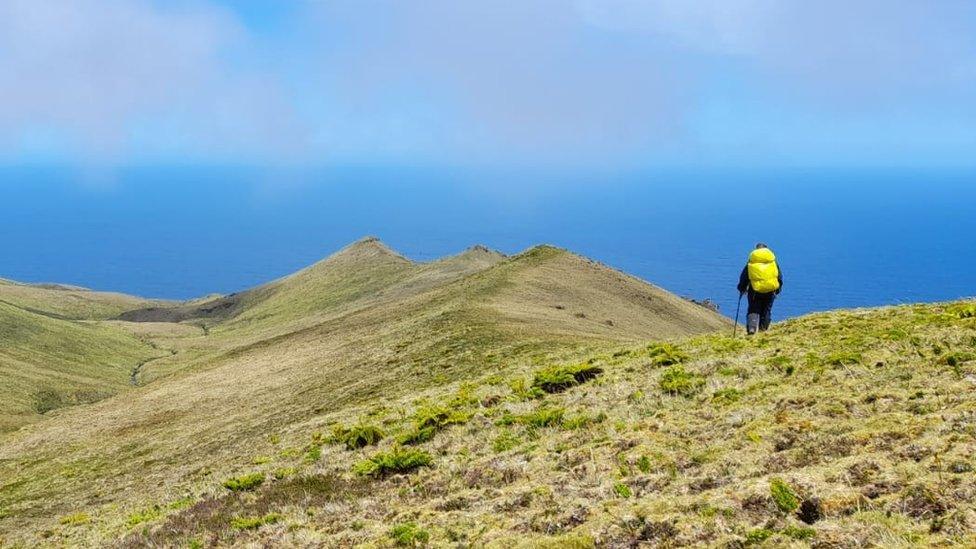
[746,292,776,334]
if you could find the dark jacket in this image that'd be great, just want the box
[738,265,783,295]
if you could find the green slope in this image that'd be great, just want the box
[2,300,973,547]
[0,278,160,320]
[0,302,160,432]
[0,239,730,546]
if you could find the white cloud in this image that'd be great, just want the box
[0,0,307,163]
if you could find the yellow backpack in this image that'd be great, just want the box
[747,248,780,294]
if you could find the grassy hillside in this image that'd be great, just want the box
[0,239,729,547]
[0,278,160,320]
[0,302,161,433]
[15,300,966,548]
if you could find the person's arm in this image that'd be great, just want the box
[737,266,750,294]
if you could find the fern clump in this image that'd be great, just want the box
[659,365,705,396]
[646,343,689,366]
[769,477,801,513]
[354,446,432,477]
[508,378,544,400]
[230,513,281,530]
[397,404,470,445]
[497,406,566,429]
[532,363,603,393]
[222,473,265,492]
[332,423,385,450]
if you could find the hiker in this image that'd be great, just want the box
[737,243,782,335]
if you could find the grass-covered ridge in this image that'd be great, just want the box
[3,299,973,547]
[0,238,729,546]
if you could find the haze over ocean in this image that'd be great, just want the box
[2,166,972,320]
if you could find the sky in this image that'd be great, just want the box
[0,0,974,171]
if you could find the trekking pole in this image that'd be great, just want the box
[733,293,743,338]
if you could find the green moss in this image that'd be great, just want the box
[389,521,430,546]
[222,473,265,492]
[532,363,603,393]
[353,447,432,477]
[613,482,632,498]
[769,477,801,513]
[659,365,706,396]
[230,512,281,530]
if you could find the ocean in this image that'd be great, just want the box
[1,165,973,320]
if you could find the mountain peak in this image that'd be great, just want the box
[462,244,505,258]
[329,236,410,263]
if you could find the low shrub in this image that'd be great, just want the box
[532,363,603,393]
[230,512,281,530]
[659,366,705,397]
[390,522,430,546]
[222,473,265,492]
[354,447,432,477]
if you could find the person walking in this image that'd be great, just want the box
[737,243,782,335]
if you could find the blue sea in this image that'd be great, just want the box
[1,166,973,320]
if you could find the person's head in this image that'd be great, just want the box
[755,243,768,249]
